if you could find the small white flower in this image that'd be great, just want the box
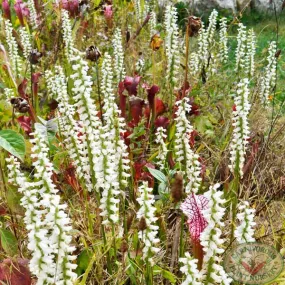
[137,181,160,265]
[179,252,203,285]
[245,29,256,77]
[218,17,228,63]
[155,127,168,169]
[19,27,32,60]
[229,78,251,177]
[235,201,256,243]
[174,98,201,193]
[200,183,232,285]
[235,23,247,72]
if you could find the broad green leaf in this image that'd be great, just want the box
[153,265,177,284]
[75,249,92,276]
[147,167,167,183]
[0,228,18,256]
[0,130,26,160]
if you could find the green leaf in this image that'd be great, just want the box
[0,228,18,256]
[75,249,92,276]
[0,130,26,160]
[153,265,177,284]
[147,168,167,183]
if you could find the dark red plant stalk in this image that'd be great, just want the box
[180,194,209,269]
[32,72,41,102]
[14,0,30,26]
[17,116,32,135]
[2,0,11,20]
[129,96,145,125]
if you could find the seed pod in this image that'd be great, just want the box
[29,49,43,64]
[138,217,147,231]
[275,49,281,58]
[171,172,184,203]
[10,97,30,113]
[188,16,202,37]
[86,45,101,62]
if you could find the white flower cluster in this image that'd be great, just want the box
[197,23,209,76]
[235,23,247,72]
[174,98,201,193]
[112,28,126,82]
[27,0,38,29]
[62,9,75,61]
[164,5,180,86]
[98,53,130,225]
[235,201,256,243]
[5,20,22,76]
[150,11,157,37]
[136,57,145,73]
[137,181,160,265]
[189,52,199,76]
[19,27,32,60]
[218,17,228,63]
[45,67,93,192]
[155,127,168,169]
[143,1,149,19]
[6,128,77,285]
[200,183,232,285]
[229,78,251,177]
[259,41,277,104]
[179,252,202,285]
[4,88,14,101]
[245,29,256,77]
[134,0,142,22]
[206,10,218,45]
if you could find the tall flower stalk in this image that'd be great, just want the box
[235,201,256,243]
[174,98,201,194]
[112,28,126,83]
[229,78,251,178]
[137,181,160,284]
[164,4,180,105]
[155,126,168,169]
[6,126,77,284]
[218,17,228,63]
[19,27,32,60]
[259,41,277,104]
[4,20,22,77]
[200,183,232,285]
[245,28,256,77]
[235,23,247,73]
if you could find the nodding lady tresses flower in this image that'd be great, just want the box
[218,17,228,63]
[61,9,103,192]
[229,78,251,178]
[137,181,160,265]
[19,27,32,60]
[4,20,22,76]
[200,183,232,285]
[206,9,218,45]
[234,201,256,243]
[150,11,157,37]
[62,9,76,61]
[197,22,208,69]
[98,53,130,225]
[189,52,199,76]
[259,41,277,104]
[112,28,126,83]
[155,126,168,169]
[134,0,142,22]
[235,23,247,73]
[245,29,256,77]
[164,5,180,87]
[27,0,38,28]
[45,67,93,192]
[174,98,202,193]
[179,252,203,285]
[6,127,78,284]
